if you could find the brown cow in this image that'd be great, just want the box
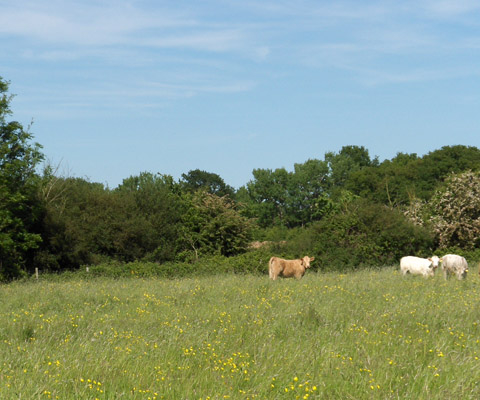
[269,256,315,280]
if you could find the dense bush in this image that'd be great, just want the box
[177,191,253,260]
[428,170,480,250]
[288,199,435,272]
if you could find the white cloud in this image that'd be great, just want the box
[3,0,480,110]
[0,1,203,46]
[0,0,258,58]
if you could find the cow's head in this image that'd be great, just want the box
[428,256,441,270]
[460,261,468,279]
[301,256,315,269]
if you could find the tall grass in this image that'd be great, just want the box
[1,267,480,399]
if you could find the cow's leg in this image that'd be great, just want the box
[270,267,279,280]
[294,271,303,279]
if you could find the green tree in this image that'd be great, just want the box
[116,172,183,262]
[245,160,334,228]
[347,146,480,207]
[37,176,159,268]
[0,77,44,279]
[345,152,420,206]
[326,145,378,192]
[180,169,234,197]
[291,159,332,226]
[34,163,76,271]
[246,167,291,227]
[416,145,480,199]
[42,178,122,265]
[178,191,253,260]
[245,147,379,229]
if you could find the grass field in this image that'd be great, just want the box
[1,267,480,399]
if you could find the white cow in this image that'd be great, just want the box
[441,254,468,280]
[400,256,440,278]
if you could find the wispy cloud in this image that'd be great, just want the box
[3,0,480,109]
[421,0,480,17]
[0,0,252,53]
[12,74,256,121]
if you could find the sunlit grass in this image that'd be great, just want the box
[1,267,480,399]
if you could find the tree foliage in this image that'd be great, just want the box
[244,146,378,228]
[178,191,253,260]
[346,146,480,206]
[325,145,378,194]
[116,172,183,262]
[180,169,234,197]
[245,160,333,228]
[0,78,44,279]
[35,172,186,270]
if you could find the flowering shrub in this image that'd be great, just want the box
[428,170,480,249]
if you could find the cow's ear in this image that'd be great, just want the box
[310,257,315,262]
[428,258,432,261]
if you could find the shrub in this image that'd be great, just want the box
[288,199,435,272]
[428,170,480,250]
[72,248,273,280]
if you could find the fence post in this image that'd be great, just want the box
[86,266,89,273]
[35,267,39,280]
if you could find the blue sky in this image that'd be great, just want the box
[1,0,479,189]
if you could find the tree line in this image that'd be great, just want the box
[2,76,480,280]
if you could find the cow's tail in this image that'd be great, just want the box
[268,257,275,279]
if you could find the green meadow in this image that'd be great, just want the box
[1,267,480,399]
